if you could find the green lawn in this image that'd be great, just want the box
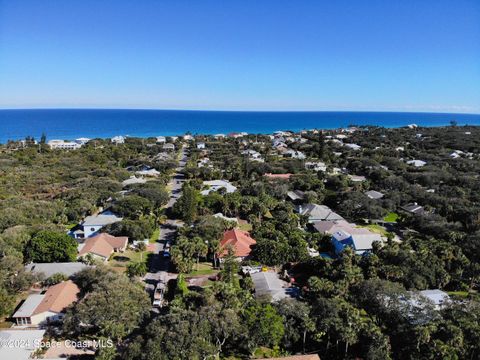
[383,212,399,222]
[185,262,217,276]
[447,291,470,298]
[238,222,252,231]
[65,223,77,231]
[109,249,151,272]
[150,228,160,243]
[359,224,389,236]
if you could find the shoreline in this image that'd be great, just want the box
[1,109,480,144]
[2,123,480,145]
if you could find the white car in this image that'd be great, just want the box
[241,266,262,275]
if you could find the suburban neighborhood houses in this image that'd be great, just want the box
[1,126,480,360]
[12,280,80,326]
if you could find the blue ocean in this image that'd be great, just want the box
[1,109,479,143]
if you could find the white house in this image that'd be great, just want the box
[284,149,306,159]
[47,140,81,150]
[201,180,237,195]
[305,161,327,172]
[136,168,160,177]
[344,143,361,150]
[12,281,80,326]
[162,143,175,151]
[197,142,206,149]
[241,149,264,162]
[348,174,367,182]
[73,211,123,239]
[156,136,166,144]
[75,137,91,145]
[122,176,147,187]
[111,135,125,144]
[197,158,211,168]
[407,159,427,167]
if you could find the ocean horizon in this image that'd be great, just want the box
[1,109,480,144]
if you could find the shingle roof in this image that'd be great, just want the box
[299,204,344,221]
[218,229,256,258]
[312,220,354,234]
[33,280,80,315]
[78,233,128,259]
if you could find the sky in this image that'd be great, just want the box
[0,0,479,113]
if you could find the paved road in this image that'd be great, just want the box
[144,146,187,287]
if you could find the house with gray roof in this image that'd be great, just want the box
[286,190,305,203]
[122,176,147,187]
[251,272,297,301]
[297,204,344,223]
[70,211,123,239]
[331,228,383,255]
[401,202,425,215]
[0,329,45,360]
[201,180,237,196]
[365,190,384,200]
[25,262,91,279]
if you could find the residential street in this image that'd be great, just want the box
[144,146,187,291]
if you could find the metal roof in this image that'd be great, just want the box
[25,262,90,278]
[12,295,44,318]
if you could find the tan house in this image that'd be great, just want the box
[12,280,80,326]
[78,233,128,262]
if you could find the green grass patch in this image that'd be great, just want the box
[185,262,217,276]
[359,224,389,236]
[238,222,252,231]
[109,249,151,271]
[384,212,399,222]
[150,228,160,243]
[447,291,470,298]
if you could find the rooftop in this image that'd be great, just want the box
[218,229,256,258]
[299,204,344,221]
[251,272,296,301]
[25,262,90,278]
[0,330,46,359]
[82,212,122,226]
[78,233,128,258]
[33,280,80,315]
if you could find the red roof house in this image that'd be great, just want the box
[264,173,293,180]
[217,229,256,260]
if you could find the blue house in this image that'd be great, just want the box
[331,229,382,255]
